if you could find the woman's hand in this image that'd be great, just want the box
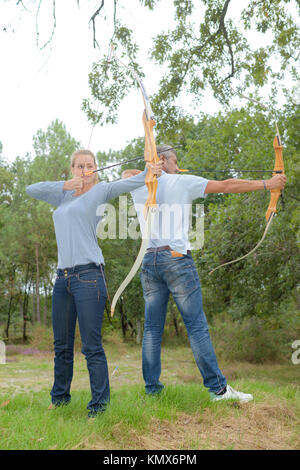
[63,176,84,192]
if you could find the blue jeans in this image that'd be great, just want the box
[50,263,109,413]
[140,251,227,394]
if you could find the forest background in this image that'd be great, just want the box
[0,0,299,365]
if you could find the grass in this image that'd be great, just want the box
[1,337,300,450]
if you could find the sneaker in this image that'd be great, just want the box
[88,409,106,419]
[145,382,165,396]
[210,385,253,403]
[87,404,107,419]
[48,400,70,409]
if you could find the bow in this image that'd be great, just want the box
[109,45,160,316]
[265,125,284,222]
[209,124,284,274]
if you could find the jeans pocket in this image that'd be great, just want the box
[76,272,105,303]
[167,259,199,296]
[77,271,99,284]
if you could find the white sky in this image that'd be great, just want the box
[0,0,221,162]
[0,0,298,163]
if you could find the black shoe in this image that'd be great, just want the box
[87,405,107,419]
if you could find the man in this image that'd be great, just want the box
[122,145,286,402]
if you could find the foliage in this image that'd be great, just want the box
[190,104,300,321]
[0,120,79,339]
[0,96,299,349]
[79,0,300,137]
[209,307,300,364]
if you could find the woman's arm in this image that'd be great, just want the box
[122,169,142,179]
[105,162,162,201]
[26,181,65,206]
[105,168,147,201]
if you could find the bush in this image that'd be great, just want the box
[29,324,82,352]
[209,311,300,364]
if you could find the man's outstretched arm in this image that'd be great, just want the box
[205,174,286,194]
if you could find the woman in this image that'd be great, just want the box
[26,149,161,418]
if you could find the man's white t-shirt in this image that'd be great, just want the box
[131,172,209,254]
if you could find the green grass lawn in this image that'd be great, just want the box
[1,338,300,450]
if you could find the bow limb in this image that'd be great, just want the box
[110,209,154,316]
[209,129,284,275]
[110,114,159,316]
[110,122,159,315]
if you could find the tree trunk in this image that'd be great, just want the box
[105,302,113,325]
[136,318,142,345]
[5,294,13,340]
[119,297,127,337]
[43,282,48,325]
[22,266,31,342]
[32,290,35,325]
[35,244,41,323]
[296,286,300,310]
[5,268,16,340]
[171,308,179,336]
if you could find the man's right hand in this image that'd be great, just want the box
[266,174,286,190]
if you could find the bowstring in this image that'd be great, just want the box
[209,88,283,274]
[209,213,274,275]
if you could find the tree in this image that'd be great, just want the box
[0,121,80,339]
[3,1,299,137]
[81,0,300,138]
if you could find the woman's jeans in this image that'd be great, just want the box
[140,251,226,395]
[50,263,109,413]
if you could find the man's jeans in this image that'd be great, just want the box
[140,251,227,395]
[50,263,109,413]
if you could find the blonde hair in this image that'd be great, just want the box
[70,149,99,183]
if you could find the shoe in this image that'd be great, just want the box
[145,382,164,396]
[48,400,70,409]
[88,409,105,419]
[87,404,107,419]
[210,385,253,403]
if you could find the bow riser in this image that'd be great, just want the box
[265,136,284,222]
[142,112,160,217]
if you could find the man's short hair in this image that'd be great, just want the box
[156,144,176,160]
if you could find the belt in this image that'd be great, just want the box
[57,263,103,276]
[146,245,191,257]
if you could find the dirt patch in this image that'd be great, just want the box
[196,401,300,450]
[82,400,300,450]
[71,433,110,450]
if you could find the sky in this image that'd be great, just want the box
[0,1,298,164]
[0,0,222,163]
